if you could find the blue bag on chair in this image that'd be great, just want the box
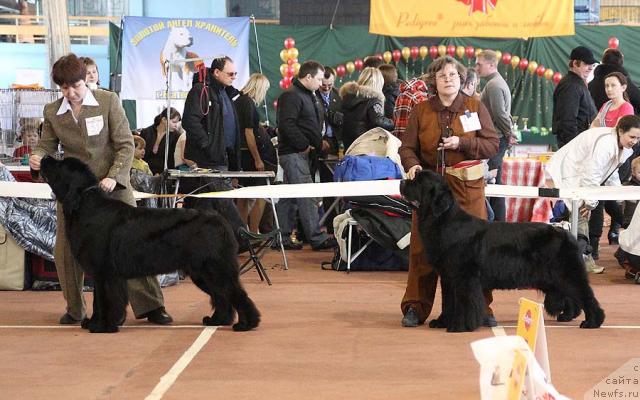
[333,155,402,182]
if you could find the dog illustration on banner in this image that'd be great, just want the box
[160,27,204,91]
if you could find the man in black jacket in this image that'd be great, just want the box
[276,60,336,250]
[588,48,640,113]
[552,46,598,148]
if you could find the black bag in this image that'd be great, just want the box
[255,125,277,166]
[321,229,408,272]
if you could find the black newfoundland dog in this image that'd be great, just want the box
[40,156,260,333]
[400,170,605,332]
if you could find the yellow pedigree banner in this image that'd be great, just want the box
[369,0,575,38]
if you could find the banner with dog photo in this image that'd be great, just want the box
[120,16,250,101]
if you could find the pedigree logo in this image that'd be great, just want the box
[457,0,498,15]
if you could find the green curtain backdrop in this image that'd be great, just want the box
[112,22,640,145]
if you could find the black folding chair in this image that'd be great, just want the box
[238,227,280,286]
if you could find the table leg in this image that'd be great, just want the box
[267,178,288,270]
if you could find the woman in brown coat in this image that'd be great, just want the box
[399,56,500,328]
[29,54,172,326]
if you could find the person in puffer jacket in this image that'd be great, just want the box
[339,67,394,149]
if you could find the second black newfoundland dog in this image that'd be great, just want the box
[400,170,605,332]
[40,156,260,333]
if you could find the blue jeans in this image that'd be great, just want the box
[487,136,508,222]
[276,152,329,247]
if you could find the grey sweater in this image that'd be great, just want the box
[480,72,512,138]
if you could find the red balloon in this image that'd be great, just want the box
[501,52,512,65]
[465,46,475,59]
[284,76,292,86]
[410,46,420,60]
[518,58,529,71]
[536,65,546,77]
[429,46,439,59]
[552,72,563,84]
[608,36,619,49]
[273,99,278,109]
[287,58,294,66]
[284,37,295,49]
[446,45,456,57]
[286,65,295,77]
[354,58,364,71]
[336,64,346,77]
[279,79,287,90]
[392,49,401,63]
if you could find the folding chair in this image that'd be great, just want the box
[238,227,280,286]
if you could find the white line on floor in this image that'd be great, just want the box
[145,326,217,400]
[492,326,507,336]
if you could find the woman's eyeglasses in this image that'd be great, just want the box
[435,72,460,81]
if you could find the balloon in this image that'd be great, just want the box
[419,46,428,60]
[401,47,411,62]
[383,51,392,64]
[273,99,278,109]
[279,79,287,90]
[544,68,554,80]
[346,61,355,74]
[535,65,546,77]
[280,49,288,63]
[510,55,520,69]
[501,52,512,65]
[519,58,529,71]
[528,61,538,74]
[475,48,483,58]
[287,58,295,66]
[293,62,300,76]
[438,45,447,57]
[465,46,475,59]
[392,49,402,63]
[410,46,420,60]
[608,36,619,49]
[284,37,295,49]
[494,50,502,62]
[287,47,299,60]
[446,45,456,57]
[456,45,465,59]
[336,64,346,77]
[284,76,292,86]
[280,64,288,77]
[552,72,563,84]
[354,58,364,71]
[286,65,295,77]
[429,45,439,59]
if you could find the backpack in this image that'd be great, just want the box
[333,155,403,182]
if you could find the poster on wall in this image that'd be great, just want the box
[120,16,250,101]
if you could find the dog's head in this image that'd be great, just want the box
[166,27,193,49]
[41,157,99,207]
[400,170,453,217]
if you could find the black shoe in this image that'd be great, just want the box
[312,237,338,251]
[608,230,619,245]
[589,236,599,260]
[140,307,173,325]
[59,313,83,325]
[482,315,498,327]
[401,308,422,327]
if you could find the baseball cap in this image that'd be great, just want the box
[570,46,597,65]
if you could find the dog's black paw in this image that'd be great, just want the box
[556,312,575,322]
[428,317,446,329]
[232,321,257,332]
[80,317,91,329]
[88,322,119,333]
[579,319,602,329]
[203,314,233,326]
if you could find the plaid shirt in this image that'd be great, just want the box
[392,78,433,139]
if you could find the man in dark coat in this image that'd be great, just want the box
[588,48,640,113]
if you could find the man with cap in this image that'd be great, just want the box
[552,46,598,148]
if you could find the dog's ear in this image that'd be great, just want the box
[429,180,452,217]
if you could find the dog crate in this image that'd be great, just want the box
[0,89,61,164]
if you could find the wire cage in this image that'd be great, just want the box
[0,89,61,165]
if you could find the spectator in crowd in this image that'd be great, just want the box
[13,117,41,159]
[398,56,499,328]
[276,60,336,251]
[339,67,394,149]
[589,48,640,114]
[363,55,384,69]
[130,135,159,208]
[461,69,480,101]
[234,73,272,233]
[29,53,172,326]
[546,115,640,274]
[139,107,183,175]
[317,66,343,156]
[587,71,635,258]
[132,135,153,176]
[477,50,513,222]
[173,131,197,170]
[392,73,433,140]
[379,63,400,119]
[181,56,245,239]
[552,46,598,148]
[80,56,100,90]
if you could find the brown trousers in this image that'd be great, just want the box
[400,174,494,323]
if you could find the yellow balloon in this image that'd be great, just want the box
[287,47,299,60]
[383,51,392,64]
[494,50,502,62]
[528,61,538,74]
[346,61,355,74]
[437,45,447,57]
[280,63,288,77]
[544,68,554,80]
[456,45,465,59]
[402,47,411,62]
[293,62,300,76]
[419,45,428,59]
[475,48,483,58]
[280,49,288,63]
[510,55,520,69]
